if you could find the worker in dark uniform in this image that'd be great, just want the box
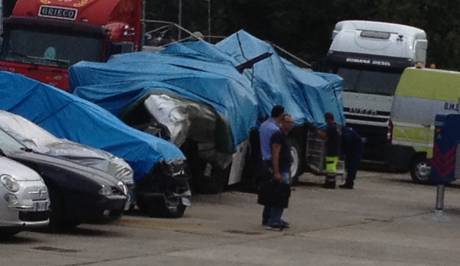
[340,127,363,189]
[318,112,341,189]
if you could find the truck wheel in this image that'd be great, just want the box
[198,165,230,194]
[289,141,303,185]
[410,157,431,184]
[0,228,21,239]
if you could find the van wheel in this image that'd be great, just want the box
[289,141,303,185]
[410,157,431,184]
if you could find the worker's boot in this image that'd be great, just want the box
[324,175,336,189]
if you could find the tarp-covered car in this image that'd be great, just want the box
[0,110,135,210]
[0,155,49,238]
[0,127,127,229]
[0,71,190,218]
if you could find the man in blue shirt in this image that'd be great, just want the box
[260,105,285,162]
[266,114,294,230]
[258,105,285,227]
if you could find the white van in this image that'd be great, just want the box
[390,67,460,183]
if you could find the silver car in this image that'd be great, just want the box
[0,111,135,210]
[0,156,49,238]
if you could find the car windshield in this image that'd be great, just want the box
[337,68,401,96]
[1,29,104,67]
[0,128,26,152]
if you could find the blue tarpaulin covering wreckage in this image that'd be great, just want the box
[70,40,260,152]
[70,30,344,152]
[216,30,345,126]
[0,71,185,182]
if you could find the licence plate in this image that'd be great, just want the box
[33,201,49,212]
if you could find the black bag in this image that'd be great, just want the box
[257,179,291,208]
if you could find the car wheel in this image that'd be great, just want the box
[161,194,187,218]
[289,141,303,185]
[0,228,21,239]
[48,189,79,231]
[410,157,432,184]
[137,195,186,218]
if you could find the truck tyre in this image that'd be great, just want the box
[198,165,230,194]
[289,141,303,185]
[0,228,21,239]
[410,157,431,184]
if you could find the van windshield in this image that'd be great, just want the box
[337,68,401,96]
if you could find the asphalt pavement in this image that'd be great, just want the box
[2,171,460,266]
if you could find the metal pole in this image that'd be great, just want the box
[435,184,445,211]
[207,0,211,42]
[178,0,182,40]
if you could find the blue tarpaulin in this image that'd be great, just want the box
[70,41,260,150]
[216,30,345,127]
[70,31,344,152]
[0,71,185,182]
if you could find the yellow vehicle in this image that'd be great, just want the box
[390,67,460,183]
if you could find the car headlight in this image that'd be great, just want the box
[4,193,19,207]
[98,185,113,196]
[0,174,20,193]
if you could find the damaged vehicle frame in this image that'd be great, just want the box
[0,127,128,229]
[135,157,190,218]
[123,91,242,194]
[120,54,277,193]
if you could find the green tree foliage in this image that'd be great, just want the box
[146,0,460,69]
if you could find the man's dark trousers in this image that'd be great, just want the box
[345,155,360,186]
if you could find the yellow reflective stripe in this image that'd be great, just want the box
[325,156,338,173]
[392,125,434,158]
[393,126,432,143]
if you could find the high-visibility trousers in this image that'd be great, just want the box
[325,156,339,174]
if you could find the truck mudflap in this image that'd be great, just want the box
[305,129,344,176]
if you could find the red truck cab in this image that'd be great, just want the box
[0,0,143,90]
